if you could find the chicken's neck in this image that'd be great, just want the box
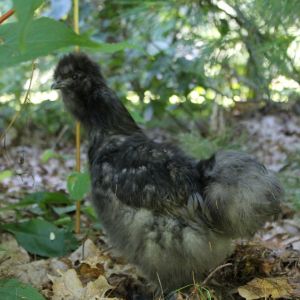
[63,85,141,137]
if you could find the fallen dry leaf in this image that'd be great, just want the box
[0,235,30,277]
[50,268,114,300]
[238,277,293,299]
[77,262,105,284]
[50,269,84,300]
[85,275,114,299]
[14,259,50,288]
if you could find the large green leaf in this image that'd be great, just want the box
[0,17,133,68]
[0,0,135,67]
[0,279,45,300]
[12,0,44,50]
[67,171,91,201]
[2,219,78,257]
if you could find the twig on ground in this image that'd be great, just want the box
[202,263,232,286]
[156,272,165,300]
[0,256,11,265]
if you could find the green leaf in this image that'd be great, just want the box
[53,216,72,226]
[40,149,60,163]
[82,205,98,221]
[130,110,146,124]
[0,0,137,67]
[21,191,72,214]
[52,204,76,215]
[13,0,44,23]
[12,0,44,50]
[0,191,71,212]
[67,171,91,201]
[0,278,45,300]
[0,17,134,68]
[23,191,71,205]
[1,219,78,257]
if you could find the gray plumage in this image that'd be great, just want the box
[52,53,283,293]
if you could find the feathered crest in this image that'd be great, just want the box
[54,52,104,82]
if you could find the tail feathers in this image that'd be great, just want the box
[197,151,283,238]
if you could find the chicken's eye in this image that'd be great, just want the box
[72,74,78,80]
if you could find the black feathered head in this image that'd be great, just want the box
[52,52,105,92]
[52,52,141,134]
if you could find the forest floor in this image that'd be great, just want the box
[0,111,299,300]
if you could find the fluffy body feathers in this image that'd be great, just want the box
[53,53,283,292]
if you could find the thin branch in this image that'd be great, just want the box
[0,9,14,25]
[73,0,81,234]
[156,272,165,300]
[202,263,232,285]
[0,62,36,143]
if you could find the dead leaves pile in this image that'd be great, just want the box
[0,235,140,299]
[222,219,300,300]
[50,269,114,300]
[1,226,299,299]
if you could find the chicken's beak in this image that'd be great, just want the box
[51,80,62,90]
